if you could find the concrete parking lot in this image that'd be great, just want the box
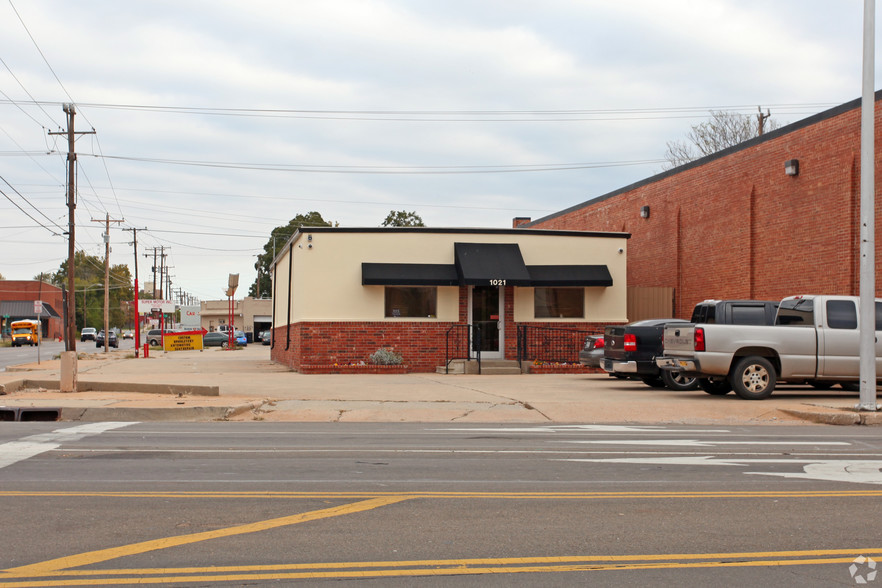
[0,344,880,424]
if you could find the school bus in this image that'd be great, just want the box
[10,320,40,347]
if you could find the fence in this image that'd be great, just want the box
[517,325,591,365]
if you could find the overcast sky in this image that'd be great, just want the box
[0,1,873,301]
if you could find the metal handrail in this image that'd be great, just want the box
[445,323,481,374]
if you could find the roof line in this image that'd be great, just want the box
[527,91,876,226]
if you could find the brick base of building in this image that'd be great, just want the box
[270,321,607,374]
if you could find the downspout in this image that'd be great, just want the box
[270,257,277,350]
[285,240,293,350]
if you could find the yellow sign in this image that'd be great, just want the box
[163,333,204,352]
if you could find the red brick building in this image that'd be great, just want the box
[0,280,64,340]
[529,93,882,319]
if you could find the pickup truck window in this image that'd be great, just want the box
[826,300,857,329]
[776,298,814,326]
[730,305,768,325]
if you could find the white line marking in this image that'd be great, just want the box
[561,456,882,485]
[0,422,137,470]
[565,440,851,447]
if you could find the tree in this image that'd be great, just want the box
[381,210,425,227]
[48,251,133,330]
[249,211,332,298]
[663,109,779,169]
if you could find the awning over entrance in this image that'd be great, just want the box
[362,263,460,286]
[526,265,613,287]
[362,244,614,288]
[454,243,532,286]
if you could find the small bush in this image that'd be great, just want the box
[369,348,403,365]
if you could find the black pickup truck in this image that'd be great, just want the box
[603,300,778,391]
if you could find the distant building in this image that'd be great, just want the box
[0,280,64,340]
[200,296,272,340]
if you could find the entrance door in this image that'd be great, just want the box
[470,286,503,358]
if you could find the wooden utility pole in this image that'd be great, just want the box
[92,213,124,352]
[48,104,94,351]
[757,106,771,136]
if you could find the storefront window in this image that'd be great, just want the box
[534,287,584,318]
[385,287,437,318]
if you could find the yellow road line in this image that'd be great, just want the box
[1,552,881,586]
[3,496,411,576]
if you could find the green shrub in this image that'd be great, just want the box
[369,348,403,365]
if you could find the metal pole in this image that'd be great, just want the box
[858,0,877,411]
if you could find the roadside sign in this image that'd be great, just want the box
[162,328,207,352]
[34,300,42,315]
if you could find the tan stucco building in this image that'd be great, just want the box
[270,227,629,372]
[200,296,272,339]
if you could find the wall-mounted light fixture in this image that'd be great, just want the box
[640,205,650,219]
[307,234,313,241]
[785,159,799,176]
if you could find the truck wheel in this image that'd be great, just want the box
[730,356,776,400]
[699,377,732,395]
[661,370,698,391]
[640,375,666,388]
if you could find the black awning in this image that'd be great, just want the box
[527,265,613,287]
[362,263,459,286]
[454,242,532,286]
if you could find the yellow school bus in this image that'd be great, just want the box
[10,320,40,347]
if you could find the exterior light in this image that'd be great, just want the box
[640,205,650,219]
[785,159,799,176]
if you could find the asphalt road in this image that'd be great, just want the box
[1,422,880,586]
[0,338,141,370]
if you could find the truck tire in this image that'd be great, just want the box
[699,377,732,395]
[661,370,698,391]
[640,375,666,388]
[730,356,776,400]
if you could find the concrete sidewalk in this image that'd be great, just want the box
[1,345,880,425]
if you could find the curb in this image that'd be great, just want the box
[0,379,219,397]
[780,408,882,426]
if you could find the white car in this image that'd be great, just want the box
[81,327,97,342]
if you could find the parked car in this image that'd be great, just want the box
[203,331,231,347]
[203,330,248,348]
[603,319,696,390]
[95,330,118,348]
[578,335,604,368]
[260,330,271,345]
[81,327,97,341]
[145,329,164,347]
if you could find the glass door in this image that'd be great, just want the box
[470,285,503,358]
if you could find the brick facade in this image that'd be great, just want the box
[530,96,882,319]
[0,280,65,340]
[270,285,608,373]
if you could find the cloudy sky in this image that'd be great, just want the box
[0,0,872,301]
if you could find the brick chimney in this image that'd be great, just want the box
[512,217,531,228]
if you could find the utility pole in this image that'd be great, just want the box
[48,104,94,352]
[757,106,771,136]
[124,227,147,356]
[92,213,124,352]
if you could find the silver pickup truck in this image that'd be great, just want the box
[655,295,882,399]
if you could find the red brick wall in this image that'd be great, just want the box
[531,102,880,318]
[0,280,65,339]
